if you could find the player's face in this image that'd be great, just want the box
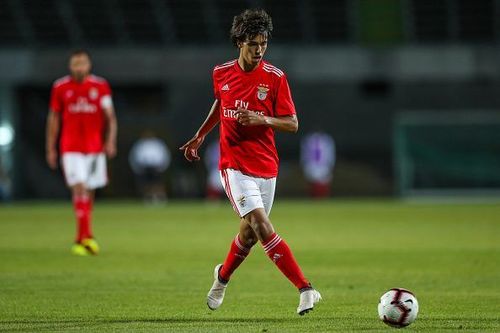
[69,54,91,82]
[239,34,268,70]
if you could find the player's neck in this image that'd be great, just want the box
[237,58,260,72]
[71,74,89,83]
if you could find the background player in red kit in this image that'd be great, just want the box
[180,9,321,315]
[46,50,117,256]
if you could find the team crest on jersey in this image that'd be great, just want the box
[89,88,99,100]
[65,90,74,98]
[257,85,269,101]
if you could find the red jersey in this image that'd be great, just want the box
[49,75,112,153]
[213,59,296,178]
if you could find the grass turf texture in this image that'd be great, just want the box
[0,200,499,332]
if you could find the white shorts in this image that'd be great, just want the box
[220,168,276,217]
[61,153,108,190]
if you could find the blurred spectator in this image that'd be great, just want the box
[129,131,170,203]
[204,140,224,200]
[0,156,11,201]
[300,132,336,198]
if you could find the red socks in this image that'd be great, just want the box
[262,233,310,290]
[218,232,310,290]
[219,234,250,282]
[73,194,93,243]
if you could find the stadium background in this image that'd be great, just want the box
[1,1,499,332]
[1,0,499,200]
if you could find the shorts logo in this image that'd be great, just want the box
[257,85,269,101]
[89,88,99,100]
[237,195,246,207]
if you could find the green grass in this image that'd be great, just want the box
[0,200,499,332]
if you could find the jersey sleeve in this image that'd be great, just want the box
[274,75,296,117]
[212,68,220,100]
[100,80,113,109]
[49,84,62,113]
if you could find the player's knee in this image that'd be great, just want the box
[72,183,88,197]
[245,210,273,240]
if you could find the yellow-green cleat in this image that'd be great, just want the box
[71,243,90,256]
[81,238,100,255]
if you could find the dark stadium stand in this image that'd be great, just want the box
[0,0,498,46]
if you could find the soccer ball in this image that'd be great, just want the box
[378,288,419,328]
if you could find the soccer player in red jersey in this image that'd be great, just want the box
[46,50,117,256]
[180,9,321,315]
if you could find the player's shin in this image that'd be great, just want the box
[219,234,251,282]
[262,233,310,290]
[73,193,91,242]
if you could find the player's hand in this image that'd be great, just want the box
[105,141,117,159]
[235,108,265,126]
[46,148,58,170]
[179,135,204,162]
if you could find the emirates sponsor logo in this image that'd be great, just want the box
[222,107,264,119]
[68,97,97,113]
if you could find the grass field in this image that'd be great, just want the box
[0,200,499,332]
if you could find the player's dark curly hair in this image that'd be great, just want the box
[69,48,91,60]
[230,9,273,47]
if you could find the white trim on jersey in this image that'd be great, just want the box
[214,60,237,71]
[53,75,71,87]
[262,65,284,77]
[263,64,284,76]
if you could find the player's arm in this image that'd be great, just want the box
[236,108,299,133]
[45,110,61,170]
[103,105,117,158]
[180,99,220,162]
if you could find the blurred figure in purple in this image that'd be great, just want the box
[300,132,336,198]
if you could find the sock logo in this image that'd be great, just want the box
[272,253,283,262]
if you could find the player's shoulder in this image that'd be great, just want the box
[261,61,286,78]
[52,75,71,88]
[87,74,109,85]
[213,59,237,74]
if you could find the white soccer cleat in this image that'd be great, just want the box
[297,288,322,315]
[207,264,227,310]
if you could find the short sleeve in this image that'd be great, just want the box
[100,81,113,109]
[212,68,220,100]
[101,80,112,96]
[49,84,62,113]
[274,75,296,117]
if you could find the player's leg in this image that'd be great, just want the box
[219,219,258,282]
[80,153,108,254]
[207,169,260,310]
[207,220,257,310]
[246,177,321,314]
[245,208,321,314]
[62,153,92,255]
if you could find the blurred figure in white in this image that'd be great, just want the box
[129,131,170,203]
[300,131,336,198]
[204,140,224,200]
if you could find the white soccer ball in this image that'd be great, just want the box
[378,288,419,328]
